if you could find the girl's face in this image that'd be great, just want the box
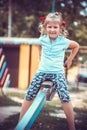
[46,21,60,41]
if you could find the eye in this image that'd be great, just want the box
[54,26,58,29]
[47,26,52,28]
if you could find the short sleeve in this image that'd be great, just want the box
[39,35,47,45]
[63,37,71,50]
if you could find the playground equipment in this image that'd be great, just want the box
[0,47,11,95]
[15,79,56,130]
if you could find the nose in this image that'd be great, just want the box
[51,27,55,32]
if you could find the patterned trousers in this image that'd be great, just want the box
[25,72,71,103]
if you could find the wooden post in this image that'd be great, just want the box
[18,44,30,89]
[30,45,40,82]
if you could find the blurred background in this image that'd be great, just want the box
[0,1,87,130]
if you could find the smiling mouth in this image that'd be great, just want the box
[50,33,55,35]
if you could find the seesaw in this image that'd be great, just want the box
[15,79,56,130]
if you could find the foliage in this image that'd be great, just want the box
[0,0,87,45]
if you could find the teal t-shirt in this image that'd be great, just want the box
[38,35,71,73]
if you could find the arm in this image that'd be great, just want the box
[64,40,80,68]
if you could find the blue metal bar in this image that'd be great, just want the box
[52,0,55,13]
[0,61,7,78]
[0,37,39,45]
[15,93,46,130]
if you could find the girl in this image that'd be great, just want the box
[19,12,79,130]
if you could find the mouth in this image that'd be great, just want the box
[50,33,56,35]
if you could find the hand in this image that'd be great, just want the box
[64,59,72,69]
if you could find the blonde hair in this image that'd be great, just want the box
[39,12,68,37]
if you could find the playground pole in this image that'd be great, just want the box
[8,0,12,37]
[52,0,55,13]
